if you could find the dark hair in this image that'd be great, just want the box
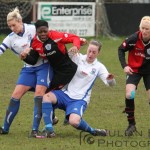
[89,40,102,51]
[35,20,48,29]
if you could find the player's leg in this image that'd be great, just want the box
[124,73,141,136]
[0,85,31,134]
[48,71,76,126]
[36,90,66,138]
[30,63,53,137]
[68,100,108,136]
[36,91,58,138]
[30,85,47,137]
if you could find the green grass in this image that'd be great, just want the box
[0,35,150,150]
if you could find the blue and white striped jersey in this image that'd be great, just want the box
[0,23,48,67]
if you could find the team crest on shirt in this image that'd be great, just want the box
[28,34,32,42]
[147,48,150,55]
[45,44,51,50]
[90,68,96,75]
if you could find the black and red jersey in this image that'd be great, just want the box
[118,31,150,74]
[24,30,81,90]
[31,30,80,67]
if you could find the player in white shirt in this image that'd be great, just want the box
[0,7,54,137]
[36,40,116,138]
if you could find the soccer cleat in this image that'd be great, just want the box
[52,116,59,125]
[29,130,40,138]
[36,129,55,138]
[0,127,9,134]
[125,124,136,136]
[92,129,108,136]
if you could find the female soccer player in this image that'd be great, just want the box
[118,16,150,136]
[21,20,84,91]
[0,7,53,137]
[36,40,116,138]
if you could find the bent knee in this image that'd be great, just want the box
[69,115,80,127]
[43,92,56,103]
[126,90,135,99]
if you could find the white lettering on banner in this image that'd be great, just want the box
[37,2,95,37]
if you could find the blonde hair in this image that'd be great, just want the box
[139,16,150,29]
[7,7,22,22]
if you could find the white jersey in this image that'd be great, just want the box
[0,23,48,67]
[63,54,115,104]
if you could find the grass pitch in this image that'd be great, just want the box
[0,35,150,150]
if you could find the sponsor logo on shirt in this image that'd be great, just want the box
[47,51,56,56]
[40,53,46,57]
[35,48,41,51]
[22,43,28,48]
[136,48,143,51]
[81,71,88,76]
[134,52,145,58]
[129,43,136,46]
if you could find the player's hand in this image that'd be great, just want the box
[80,38,87,46]
[68,46,78,56]
[20,47,31,60]
[106,74,114,80]
[124,66,133,75]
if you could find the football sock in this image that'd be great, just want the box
[42,102,54,132]
[32,96,42,131]
[76,119,95,134]
[52,106,55,120]
[125,98,135,125]
[3,97,20,132]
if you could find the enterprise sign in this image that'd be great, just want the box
[37,2,95,36]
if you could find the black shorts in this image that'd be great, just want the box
[126,73,150,90]
[46,62,77,92]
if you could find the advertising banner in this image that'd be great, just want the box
[37,2,95,37]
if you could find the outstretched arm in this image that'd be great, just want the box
[106,74,116,86]
[68,38,87,57]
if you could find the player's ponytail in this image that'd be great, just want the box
[7,7,22,22]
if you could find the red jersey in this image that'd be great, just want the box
[118,31,150,74]
[30,30,81,89]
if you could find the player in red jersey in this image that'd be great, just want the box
[118,16,150,136]
[21,20,86,126]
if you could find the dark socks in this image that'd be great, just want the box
[125,98,135,125]
[32,96,42,131]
